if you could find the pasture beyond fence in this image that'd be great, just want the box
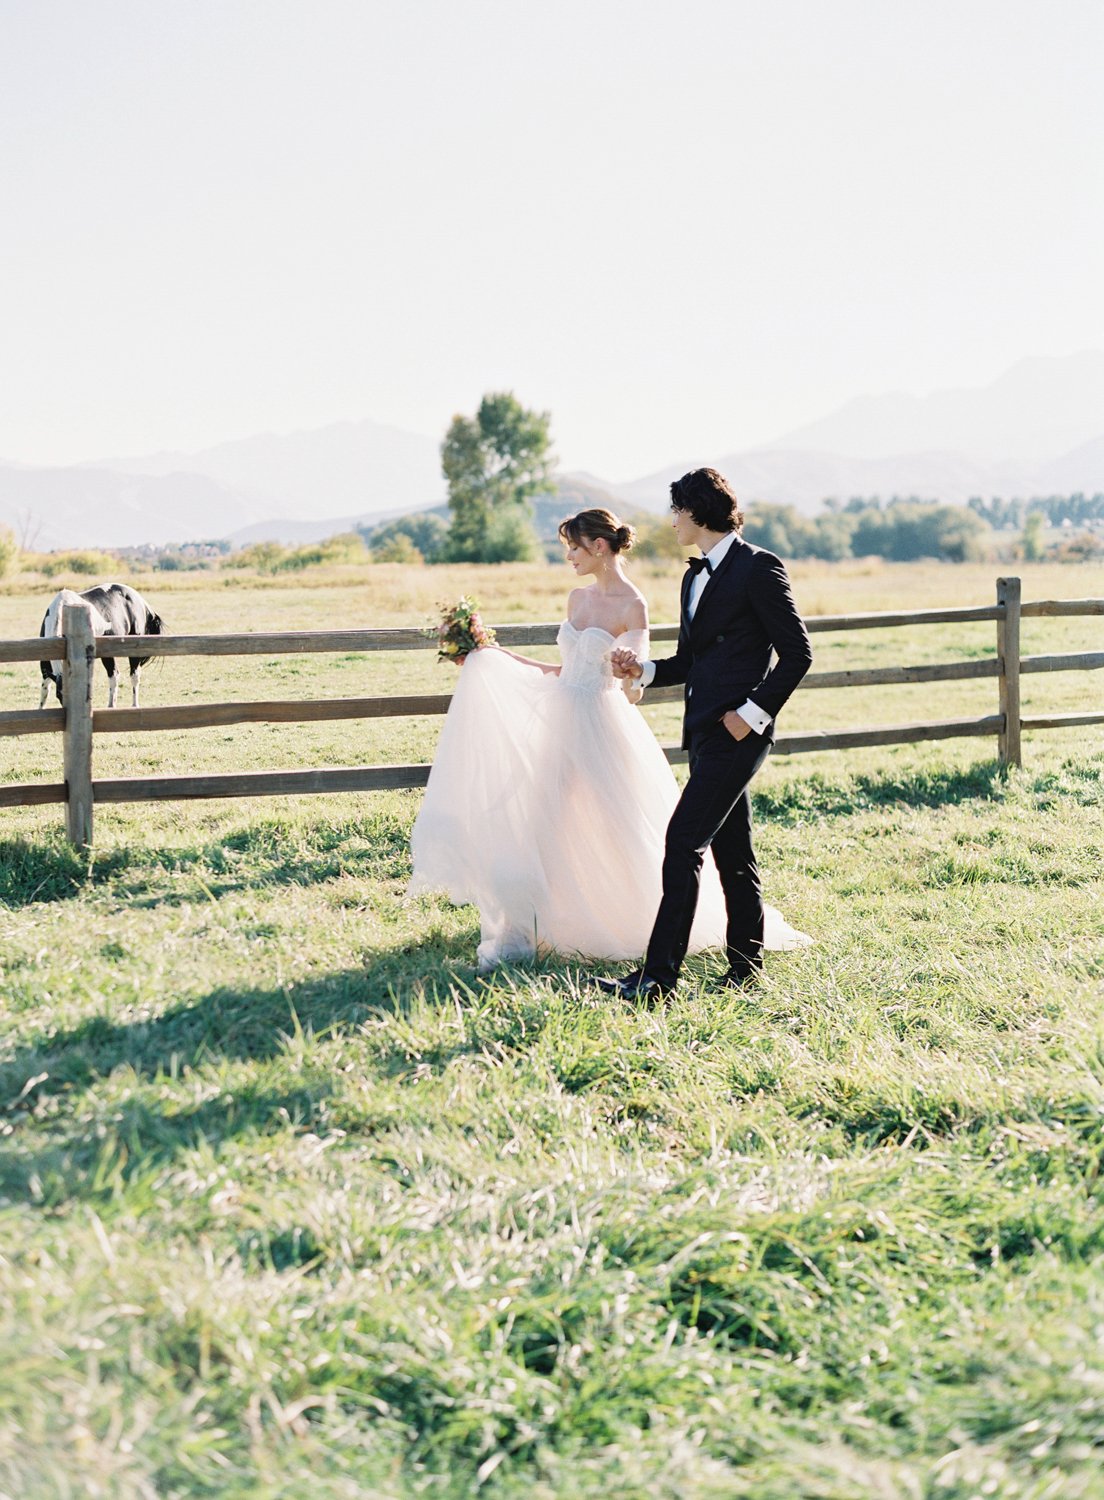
[1,577,1101,849]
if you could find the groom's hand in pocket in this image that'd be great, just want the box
[721,710,753,742]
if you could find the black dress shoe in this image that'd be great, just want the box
[593,966,643,993]
[593,970,672,1005]
[719,966,762,990]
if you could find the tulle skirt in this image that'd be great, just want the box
[408,649,810,969]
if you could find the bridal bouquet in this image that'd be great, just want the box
[432,596,496,664]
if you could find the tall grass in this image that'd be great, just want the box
[0,562,1102,1497]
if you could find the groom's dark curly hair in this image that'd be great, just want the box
[669,468,744,533]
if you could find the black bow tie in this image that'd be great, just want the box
[686,555,713,577]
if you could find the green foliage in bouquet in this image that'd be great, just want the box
[433,595,495,663]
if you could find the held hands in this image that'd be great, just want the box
[610,648,644,681]
[722,709,753,741]
[608,648,753,738]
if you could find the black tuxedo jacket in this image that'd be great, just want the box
[651,537,813,748]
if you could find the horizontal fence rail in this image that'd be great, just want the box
[0,639,66,663]
[4,596,1099,669]
[0,648,1098,741]
[1021,599,1104,617]
[0,605,1016,664]
[0,781,67,808]
[1,653,1099,740]
[1,578,1101,846]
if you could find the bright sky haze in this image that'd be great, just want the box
[2,0,1102,479]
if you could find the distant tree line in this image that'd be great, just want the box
[360,512,449,564]
[728,493,1104,563]
[337,486,1104,569]
[966,493,1104,529]
[224,534,368,574]
[642,496,993,564]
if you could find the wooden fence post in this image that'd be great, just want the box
[997,575,1022,768]
[62,602,95,847]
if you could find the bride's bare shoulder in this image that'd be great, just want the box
[623,593,649,630]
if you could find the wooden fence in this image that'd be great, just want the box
[1,576,1101,848]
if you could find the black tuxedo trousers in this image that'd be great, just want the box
[643,724,773,987]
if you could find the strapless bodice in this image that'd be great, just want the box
[556,621,621,693]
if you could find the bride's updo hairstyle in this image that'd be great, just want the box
[558,507,636,555]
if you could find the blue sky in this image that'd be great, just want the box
[2,0,1102,478]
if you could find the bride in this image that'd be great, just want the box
[408,508,809,972]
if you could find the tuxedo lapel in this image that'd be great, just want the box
[689,535,746,636]
[679,566,695,632]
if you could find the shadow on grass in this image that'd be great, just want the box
[0,948,462,1104]
[0,1081,336,1209]
[1031,756,1104,808]
[754,759,1008,824]
[118,817,416,909]
[0,925,490,1111]
[0,813,414,910]
[0,839,131,907]
[0,932,563,1211]
[0,943,433,1211]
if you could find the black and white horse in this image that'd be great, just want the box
[39,584,165,708]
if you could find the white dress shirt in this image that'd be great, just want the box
[638,531,773,734]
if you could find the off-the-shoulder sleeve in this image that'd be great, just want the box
[614,628,649,703]
[616,628,650,661]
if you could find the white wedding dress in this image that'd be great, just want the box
[408,623,811,970]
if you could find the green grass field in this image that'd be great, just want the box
[1,559,1102,1497]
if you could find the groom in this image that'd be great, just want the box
[597,467,813,1002]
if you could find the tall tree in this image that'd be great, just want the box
[1021,510,1046,561]
[441,392,553,562]
[0,526,18,577]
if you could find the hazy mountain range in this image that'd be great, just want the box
[0,419,443,551]
[3,352,1104,549]
[607,352,1104,512]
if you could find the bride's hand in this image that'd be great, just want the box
[471,613,494,648]
[610,648,643,680]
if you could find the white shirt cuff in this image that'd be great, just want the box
[639,660,657,688]
[736,698,772,734]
